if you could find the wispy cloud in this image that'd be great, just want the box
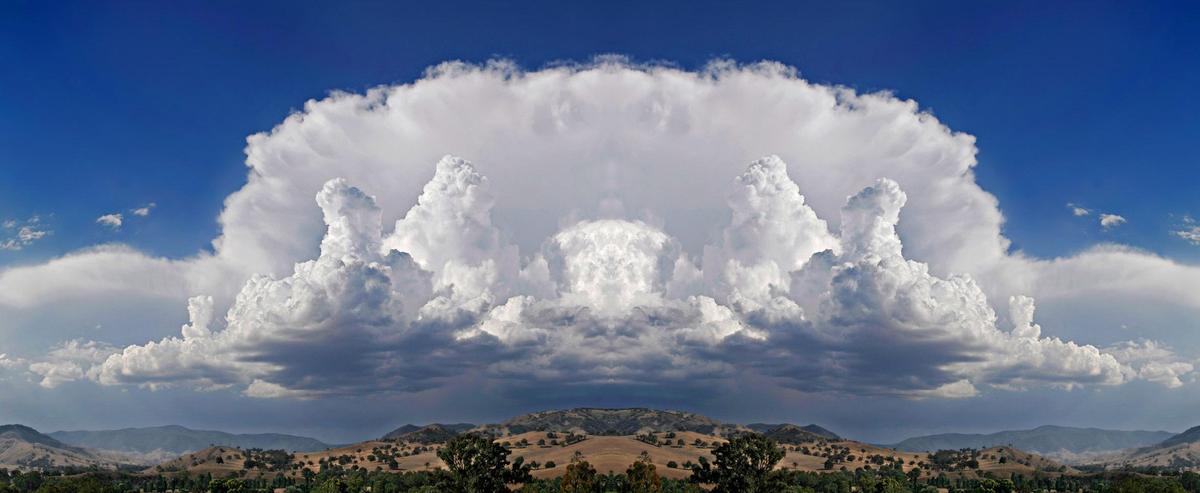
[1174,215,1200,245]
[96,213,124,230]
[130,203,156,217]
[1,216,51,251]
[1067,203,1091,216]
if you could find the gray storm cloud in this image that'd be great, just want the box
[3,59,1196,402]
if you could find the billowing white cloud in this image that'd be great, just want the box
[27,339,117,389]
[3,59,1197,404]
[1067,203,1091,217]
[1105,340,1195,388]
[96,213,123,229]
[1100,213,1127,229]
[40,156,1181,400]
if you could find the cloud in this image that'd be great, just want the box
[1174,216,1200,246]
[50,157,1181,401]
[1100,213,1127,229]
[130,203,156,217]
[0,216,50,251]
[1067,203,1091,217]
[4,59,1197,405]
[1104,340,1195,388]
[96,213,124,229]
[27,339,117,389]
[0,353,23,370]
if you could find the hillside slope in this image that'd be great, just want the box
[1107,425,1200,470]
[0,424,124,471]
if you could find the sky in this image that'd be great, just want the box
[0,1,1198,444]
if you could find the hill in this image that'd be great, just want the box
[145,409,1075,481]
[0,424,125,471]
[476,408,726,436]
[381,423,474,441]
[382,424,467,444]
[748,423,841,441]
[1158,425,1200,449]
[891,425,1173,460]
[1105,425,1200,470]
[49,425,330,457]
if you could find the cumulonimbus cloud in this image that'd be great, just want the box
[3,59,1197,401]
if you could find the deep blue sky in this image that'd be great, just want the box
[1,0,1197,267]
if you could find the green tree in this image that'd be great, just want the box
[437,433,533,492]
[561,454,600,493]
[690,433,785,493]
[626,452,663,493]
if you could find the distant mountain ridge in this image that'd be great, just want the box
[892,425,1173,455]
[50,425,330,455]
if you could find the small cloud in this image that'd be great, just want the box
[96,213,123,230]
[1100,213,1126,230]
[130,203,156,217]
[1067,203,1091,216]
[0,216,51,251]
[1174,215,1200,245]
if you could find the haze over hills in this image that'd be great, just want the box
[1108,425,1200,470]
[891,425,1174,462]
[49,425,331,456]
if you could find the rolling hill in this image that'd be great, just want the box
[49,425,331,457]
[381,423,475,441]
[146,409,1075,481]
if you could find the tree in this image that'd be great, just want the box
[626,452,663,493]
[561,455,600,493]
[210,478,248,493]
[906,467,922,485]
[437,433,533,492]
[690,433,785,493]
